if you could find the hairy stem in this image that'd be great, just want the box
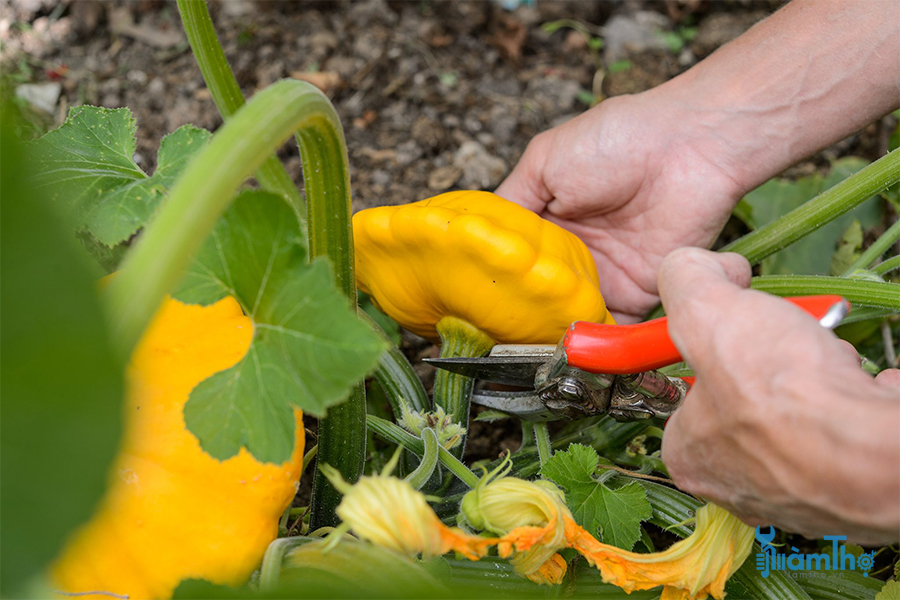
[361,312,429,415]
[404,428,440,490]
[533,422,553,467]
[367,415,480,489]
[723,149,900,265]
[842,219,900,276]
[433,317,494,459]
[751,275,900,311]
[107,80,335,354]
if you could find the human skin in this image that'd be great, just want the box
[496,0,900,542]
[658,248,899,545]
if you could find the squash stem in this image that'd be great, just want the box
[532,422,553,466]
[750,275,900,311]
[842,219,900,276]
[107,80,339,356]
[404,428,439,490]
[176,0,305,218]
[722,149,900,265]
[433,317,495,459]
[366,415,480,489]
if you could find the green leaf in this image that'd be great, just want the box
[541,444,651,550]
[740,157,883,275]
[1,117,124,595]
[29,106,210,246]
[173,190,385,463]
[876,580,900,600]
[830,219,863,275]
[360,292,401,346]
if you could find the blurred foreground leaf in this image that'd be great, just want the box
[173,191,385,463]
[0,117,124,595]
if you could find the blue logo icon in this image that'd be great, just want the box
[755,527,876,578]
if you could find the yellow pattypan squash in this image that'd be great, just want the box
[52,295,306,600]
[353,190,614,345]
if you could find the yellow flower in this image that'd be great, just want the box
[322,465,491,561]
[571,503,754,600]
[460,463,575,584]
[460,467,753,598]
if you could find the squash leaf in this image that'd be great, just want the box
[173,190,385,463]
[541,444,651,551]
[1,118,124,596]
[28,106,210,247]
[735,157,883,276]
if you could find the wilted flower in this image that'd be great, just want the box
[460,460,574,584]
[460,461,753,598]
[571,503,754,600]
[321,463,491,560]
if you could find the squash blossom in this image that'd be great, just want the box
[460,462,575,585]
[461,469,753,599]
[353,191,615,454]
[323,465,493,561]
[52,296,306,600]
[572,503,755,600]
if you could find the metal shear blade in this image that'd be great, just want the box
[471,390,557,421]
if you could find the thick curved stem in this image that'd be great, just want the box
[433,317,494,459]
[751,275,900,311]
[107,80,335,354]
[176,0,305,217]
[106,79,365,528]
[404,428,439,490]
[723,149,900,265]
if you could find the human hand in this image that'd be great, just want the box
[496,94,744,323]
[658,248,900,545]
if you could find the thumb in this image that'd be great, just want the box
[657,248,751,366]
[494,131,554,214]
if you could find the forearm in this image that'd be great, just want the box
[649,0,900,195]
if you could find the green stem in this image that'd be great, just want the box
[298,86,364,529]
[360,312,428,414]
[842,219,900,275]
[723,149,900,265]
[433,317,494,459]
[532,422,552,467]
[404,428,439,490]
[106,80,335,355]
[751,275,900,311]
[302,444,318,473]
[873,255,900,276]
[176,0,305,216]
[259,537,309,592]
[367,415,480,489]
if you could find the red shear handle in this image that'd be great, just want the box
[563,295,847,375]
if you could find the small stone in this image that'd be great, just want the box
[601,11,670,63]
[127,70,148,85]
[15,82,61,114]
[412,116,445,150]
[453,141,507,190]
[428,166,461,191]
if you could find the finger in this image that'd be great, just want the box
[875,368,900,390]
[837,340,862,365]
[657,248,751,364]
[495,131,554,213]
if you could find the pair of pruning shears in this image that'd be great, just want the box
[425,295,850,422]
